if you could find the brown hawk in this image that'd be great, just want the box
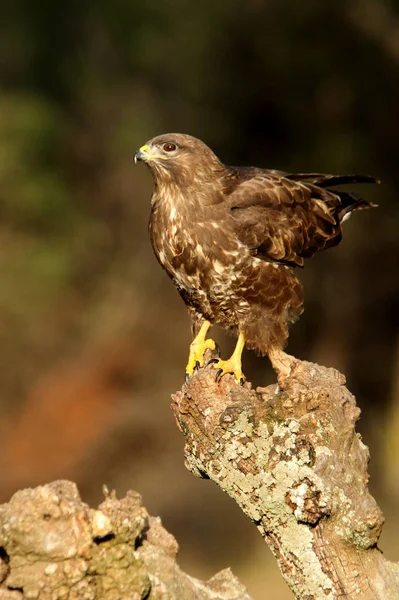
[134,133,377,385]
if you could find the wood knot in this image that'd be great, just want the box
[348,497,385,549]
[219,404,253,430]
[286,478,331,525]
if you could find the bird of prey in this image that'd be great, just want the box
[134,133,377,385]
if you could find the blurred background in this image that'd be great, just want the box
[1,0,398,597]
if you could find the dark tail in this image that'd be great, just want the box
[333,190,378,221]
[286,173,380,187]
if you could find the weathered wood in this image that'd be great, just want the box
[1,359,398,599]
[0,481,251,600]
[172,359,399,599]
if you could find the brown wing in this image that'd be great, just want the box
[224,169,374,267]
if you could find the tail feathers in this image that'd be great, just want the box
[332,190,378,222]
[287,173,380,187]
[316,174,380,188]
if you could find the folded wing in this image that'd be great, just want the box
[225,169,377,267]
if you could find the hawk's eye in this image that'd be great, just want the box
[163,143,177,152]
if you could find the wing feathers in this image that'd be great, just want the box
[225,168,377,267]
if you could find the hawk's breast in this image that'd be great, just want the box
[149,197,248,319]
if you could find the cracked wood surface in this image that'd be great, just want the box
[172,359,399,599]
[0,481,251,600]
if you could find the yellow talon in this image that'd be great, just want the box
[211,358,245,384]
[210,332,246,384]
[186,338,216,376]
[185,321,216,378]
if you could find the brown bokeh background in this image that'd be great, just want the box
[1,1,398,597]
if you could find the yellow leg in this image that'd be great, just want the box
[210,332,246,385]
[185,321,216,379]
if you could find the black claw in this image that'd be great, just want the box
[205,358,219,367]
[194,360,200,371]
[215,368,223,382]
[185,372,190,383]
[239,377,245,386]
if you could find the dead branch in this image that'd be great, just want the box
[172,359,399,599]
[0,481,251,600]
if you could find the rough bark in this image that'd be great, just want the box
[1,360,398,600]
[172,358,399,599]
[0,480,251,600]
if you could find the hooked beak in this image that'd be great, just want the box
[134,144,149,164]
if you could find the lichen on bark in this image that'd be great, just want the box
[0,481,251,600]
[172,359,399,599]
[1,358,399,599]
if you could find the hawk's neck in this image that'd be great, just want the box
[151,171,227,213]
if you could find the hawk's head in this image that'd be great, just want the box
[134,133,224,188]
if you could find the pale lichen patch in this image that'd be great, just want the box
[175,361,394,598]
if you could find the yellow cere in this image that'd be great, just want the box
[139,143,170,161]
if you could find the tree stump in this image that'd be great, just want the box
[0,481,251,600]
[172,359,399,599]
[1,359,398,599]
